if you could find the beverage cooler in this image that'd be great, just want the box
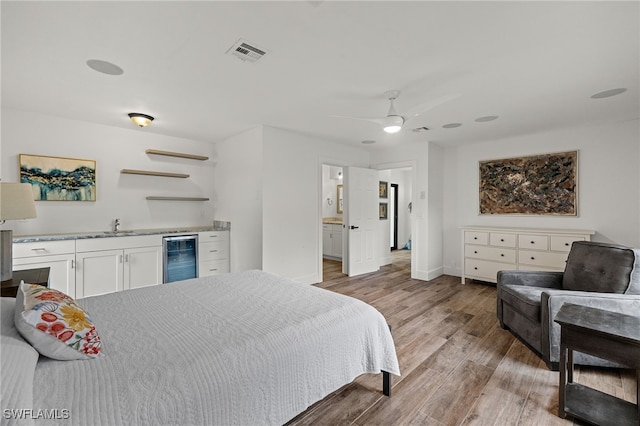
[162,235,198,283]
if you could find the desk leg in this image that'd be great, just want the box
[558,342,571,419]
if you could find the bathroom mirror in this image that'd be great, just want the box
[336,184,343,214]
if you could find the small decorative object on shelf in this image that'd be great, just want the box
[145,149,209,161]
[146,196,210,201]
[120,169,189,178]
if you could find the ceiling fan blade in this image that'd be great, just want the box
[330,115,388,126]
[404,93,461,123]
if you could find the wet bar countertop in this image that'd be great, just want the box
[13,223,231,243]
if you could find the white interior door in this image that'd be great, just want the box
[343,166,379,276]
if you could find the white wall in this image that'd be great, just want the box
[321,165,343,219]
[428,143,445,278]
[1,109,215,236]
[443,119,640,277]
[377,169,391,266]
[262,126,369,284]
[211,127,264,272]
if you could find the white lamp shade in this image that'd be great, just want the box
[0,183,37,220]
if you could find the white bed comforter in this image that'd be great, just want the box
[31,270,399,425]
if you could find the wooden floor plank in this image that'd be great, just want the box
[287,251,636,425]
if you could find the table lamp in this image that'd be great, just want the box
[1,182,37,281]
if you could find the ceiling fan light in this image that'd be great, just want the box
[383,115,404,133]
[383,125,402,134]
[128,113,154,127]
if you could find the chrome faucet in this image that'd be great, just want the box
[113,218,120,232]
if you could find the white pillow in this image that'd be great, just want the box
[14,282,103,360]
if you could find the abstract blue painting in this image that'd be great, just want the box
[19,154,96,201]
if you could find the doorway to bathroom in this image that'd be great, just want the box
[321,164,344,268]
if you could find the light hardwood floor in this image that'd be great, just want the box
[287,250,637,425]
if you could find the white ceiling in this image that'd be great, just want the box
[2,1,638,150]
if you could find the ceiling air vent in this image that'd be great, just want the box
[226,39,268,63]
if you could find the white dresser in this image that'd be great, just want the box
[198,230,230,277]
[461,226,595,284]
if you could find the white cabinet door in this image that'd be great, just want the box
[333,228,343,258]
[13,254,76,298]
[322,229,332,256]
[124,246,162,290]
[76,250,123,298]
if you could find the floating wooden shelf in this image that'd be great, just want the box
[146,196,210,201]
[146,149,209,161]
[121,169,190,178]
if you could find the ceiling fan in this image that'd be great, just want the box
[334,90,459,134]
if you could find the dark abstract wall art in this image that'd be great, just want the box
[479,151,577,215]
[20,154,96,201]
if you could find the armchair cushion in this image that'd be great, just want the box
[500,285,547,323]
[562,241,636,293]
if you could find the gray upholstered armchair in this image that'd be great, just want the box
[497,241,640,370]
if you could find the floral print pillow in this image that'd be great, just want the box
[14,282,103,360]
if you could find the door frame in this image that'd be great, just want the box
[318,158,350,283]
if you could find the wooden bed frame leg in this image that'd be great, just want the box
[382,370,391,396]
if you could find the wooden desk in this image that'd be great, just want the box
[0,267,50,297]
[555,303,640,426]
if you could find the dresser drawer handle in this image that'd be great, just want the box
[530,257,535,260]
[209,268,218,272]
[474,250,478,254]
[530,241,535,244]
[500,254,504,257]
[564,242,570,246]
[474,267,478,270]
[474,237,478,240]
[31,248,47,252]
[210,250,218,253]
[500,239,504,242]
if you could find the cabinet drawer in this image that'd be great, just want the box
[550,236,585,252]
[199,259,229,277]
[465,231,489,245]
[518,234,549,250]
[13,240,76,258]
[199,241,228,261]
[519,250,568,269]
[465,245,516,263]
[489,233,517,248]
[198,231,229,242]
[464,259,515,283]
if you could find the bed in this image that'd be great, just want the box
[1,270,399,425]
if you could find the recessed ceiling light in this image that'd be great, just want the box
[475,115,499,123]
[412,127,430,132]
[361,140,376,144]
[86,59,124,76]
[442,123,462,129]
[590,88,627,99]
